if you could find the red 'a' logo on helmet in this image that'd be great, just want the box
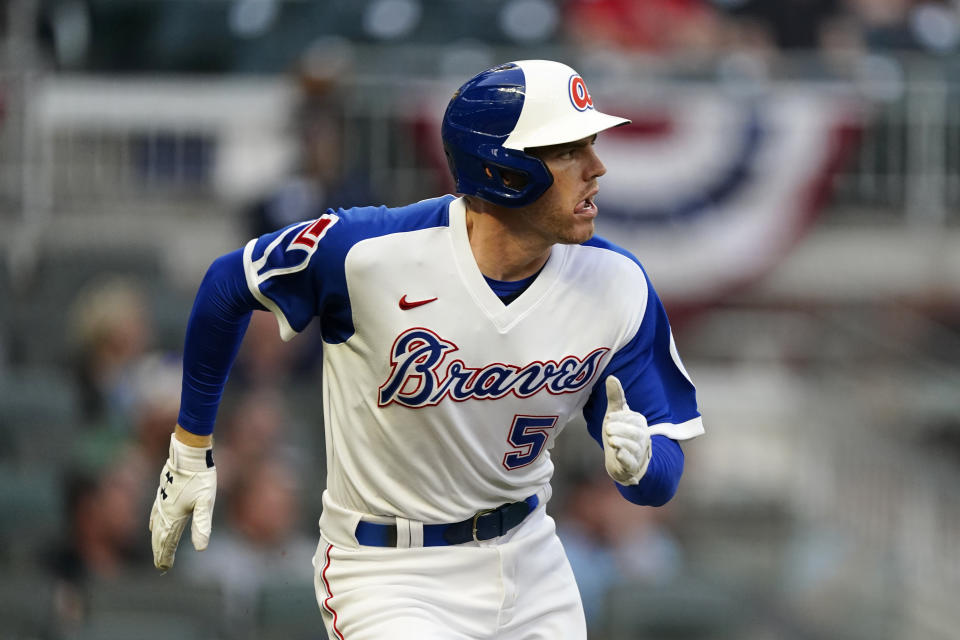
[568,75,594,112]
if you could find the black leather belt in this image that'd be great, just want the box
[354,495,539,547]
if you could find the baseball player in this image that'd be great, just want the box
[150,60,704,639]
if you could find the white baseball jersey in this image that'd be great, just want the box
[242,195,703,523]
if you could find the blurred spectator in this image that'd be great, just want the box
[68,276,154,428]
[563,0,722,55]
[855,0,960,54]
[229,311,302,390]
[246,39,377,237]
[711,0,960,57]
[557,470,684,630]
[845,0,916,49]
[128,352,184,465]
[102,350,188,503]
[719,0,847,50]
[213,386,296,500]
[48,458,150,626]
[183,457,316,629]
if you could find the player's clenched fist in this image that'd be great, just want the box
[601,375,652,486]
[149,434,217,571]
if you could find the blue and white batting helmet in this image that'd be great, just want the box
[441,60,630,208]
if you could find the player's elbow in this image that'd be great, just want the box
[616,435,685,506]
[193,249,262,319]
[202,251,244,295]
[616,474,680,506]
[644,476,680,507]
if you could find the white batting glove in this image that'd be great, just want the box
[149,434,217,571]
[601,375,652,486]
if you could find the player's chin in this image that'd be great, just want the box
[573,208,597,222]
[571,209,597,238]
[559,218,595,245]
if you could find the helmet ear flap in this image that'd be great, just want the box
[444,135,554,207]
[484,163,529,192]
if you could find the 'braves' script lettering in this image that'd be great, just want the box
[378,328,609,408]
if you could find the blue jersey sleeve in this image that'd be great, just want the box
[242,212,348,343]
[177,212,355,435]
[177,249,264,435]
[616,435,685,506]
[581,248,703,505]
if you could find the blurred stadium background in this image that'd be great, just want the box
[1,1,959,639]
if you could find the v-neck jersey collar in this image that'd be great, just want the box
[447,197,568,332]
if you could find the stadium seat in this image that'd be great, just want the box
[0,464,62,566]
[68,612,205,640]
[0,366,79,465]
[0,572,57,638]
[86,572,224,618]
[602,576,750,640]
[257,581,326,640]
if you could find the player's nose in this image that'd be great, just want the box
[584,145,606,181]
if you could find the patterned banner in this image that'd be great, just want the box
[418,83,862,307]
[588,86,862,305]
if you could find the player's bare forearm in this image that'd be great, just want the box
[174,423,212,447]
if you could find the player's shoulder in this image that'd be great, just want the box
[576,234,649,280]
[329,194,454,239]
[246,195,455,270]
[286,194,454,260]
[565,235,653,326]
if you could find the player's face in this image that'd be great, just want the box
[522,135,607,245]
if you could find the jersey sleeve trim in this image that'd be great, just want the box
[242,237,298,342]
[648,416,704,441]
[669,331,694,383]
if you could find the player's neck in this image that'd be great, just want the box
[464,202,551,281]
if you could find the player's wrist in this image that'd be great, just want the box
[169,431,214,473]
[174,424,213,448]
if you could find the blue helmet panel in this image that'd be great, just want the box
[441,63,554,208]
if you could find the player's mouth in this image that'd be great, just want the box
[574,189,599,217]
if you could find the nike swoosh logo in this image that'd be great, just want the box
[399,295,438,310]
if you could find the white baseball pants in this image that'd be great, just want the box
[312,495,586,639]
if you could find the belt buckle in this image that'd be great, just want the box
[471,508,496,543]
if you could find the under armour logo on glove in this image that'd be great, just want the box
[166,471,173,484]
[160,488,168,500]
